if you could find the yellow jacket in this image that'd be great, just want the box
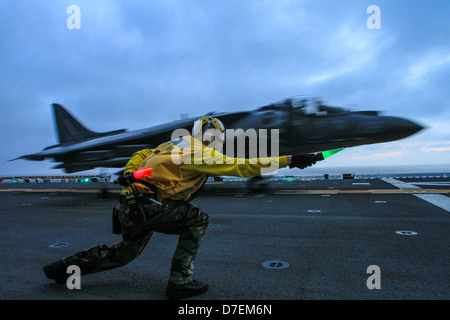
[122,135,288,201]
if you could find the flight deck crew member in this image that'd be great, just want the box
[43,116,317,299]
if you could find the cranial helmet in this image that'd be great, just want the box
[192,116,225,145]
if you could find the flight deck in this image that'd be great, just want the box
[0,175,448,300]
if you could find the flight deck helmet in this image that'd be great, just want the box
[192,116,225,146]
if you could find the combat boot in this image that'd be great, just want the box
[165,280,209,299]
[43,260,69,284]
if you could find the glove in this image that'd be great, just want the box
[289,154,317,169]
[115,172,135,186]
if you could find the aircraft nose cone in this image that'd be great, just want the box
[399,119,424,136]
[387,117,425,140]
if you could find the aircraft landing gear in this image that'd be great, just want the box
[247,176,269,194]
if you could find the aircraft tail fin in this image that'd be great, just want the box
[52,104,126,144]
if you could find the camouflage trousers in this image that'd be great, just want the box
[63,198,209,285]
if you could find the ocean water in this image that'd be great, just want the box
[2,164,449,181]
[298,164,449,175]
[220,164,449,181]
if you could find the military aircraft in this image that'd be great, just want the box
[13,96,424,173]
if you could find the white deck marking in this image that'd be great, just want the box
[381,178,450,213]
[414,194,450,212]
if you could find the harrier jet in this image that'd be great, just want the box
[14,96,423,173]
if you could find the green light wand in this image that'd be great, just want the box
[314,148,345,161]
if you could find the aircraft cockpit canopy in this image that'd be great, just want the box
[259,97,349,116]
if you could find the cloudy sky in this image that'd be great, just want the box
[1,0,449,176]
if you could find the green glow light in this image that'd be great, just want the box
[321,148,345,159]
